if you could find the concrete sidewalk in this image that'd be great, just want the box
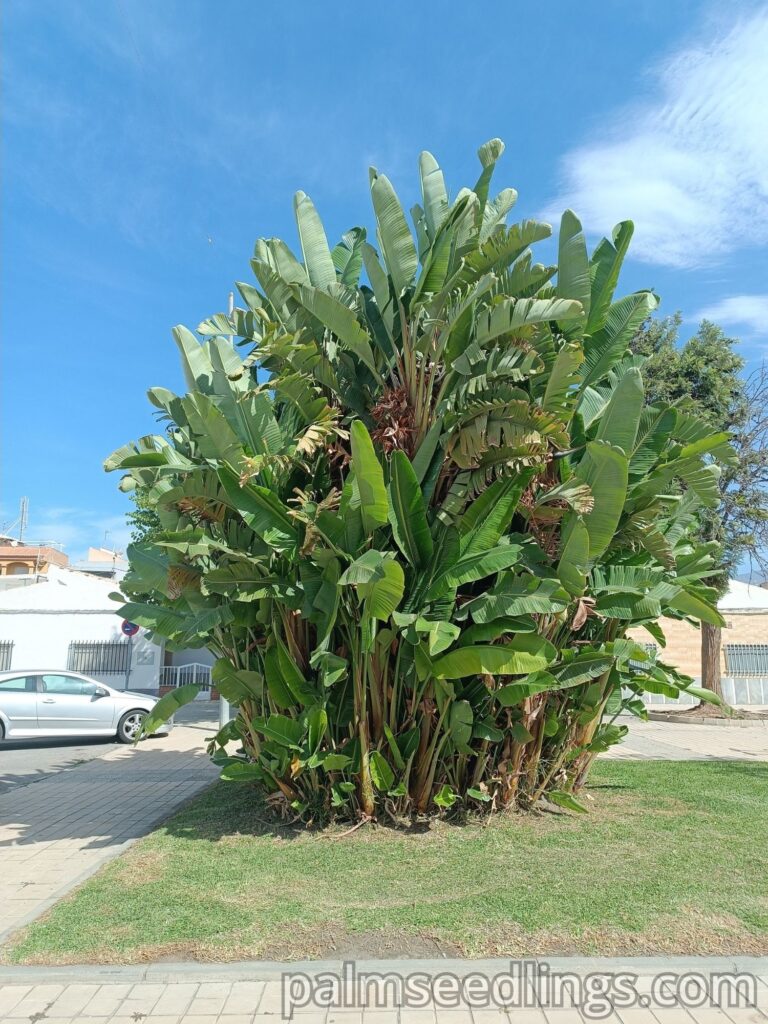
[0,714,218,944]
[0,958,766,1023]
[605,717,768,761]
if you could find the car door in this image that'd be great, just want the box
[0,676,39,737]
[36,674,116,735]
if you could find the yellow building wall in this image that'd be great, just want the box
[627,612,768,678]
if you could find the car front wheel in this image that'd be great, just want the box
[117,710,147,744]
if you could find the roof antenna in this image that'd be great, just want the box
[18,497,28,543]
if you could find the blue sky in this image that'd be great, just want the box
[2,0,768,559]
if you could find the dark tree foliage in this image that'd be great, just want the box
[632,315,768,699]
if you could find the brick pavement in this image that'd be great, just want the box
[0,959,765,1024]
[0,715,218,944]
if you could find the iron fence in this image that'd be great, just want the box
[67,641,130,675]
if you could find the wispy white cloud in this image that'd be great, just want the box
[691,295,768,337]
[24,508,132,563]
[547,7,768,269]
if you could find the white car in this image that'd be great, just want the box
[0,670,171,743]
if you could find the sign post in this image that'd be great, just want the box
[121,621,139,691]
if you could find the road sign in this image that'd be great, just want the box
[121,620,140,637]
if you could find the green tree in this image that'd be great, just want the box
[107,141,729,821]
[632,317,768,700]
[126,491,162,545]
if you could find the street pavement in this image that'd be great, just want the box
[0,736,120,796]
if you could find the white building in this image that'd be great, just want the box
[0,565,161,691]
[0,565,220,698]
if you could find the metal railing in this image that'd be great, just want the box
[723,644,768,677]
[159,663,212,690]
[0,641,13,671]
[67,641,130,675]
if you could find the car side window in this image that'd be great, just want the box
[40,674,97,696]
[0,676,35,692]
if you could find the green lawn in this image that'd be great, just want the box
[6,761,768,964]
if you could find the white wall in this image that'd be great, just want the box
[0,611,163,691]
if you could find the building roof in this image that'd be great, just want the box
[0,565,122,613]
[718,579,768,613]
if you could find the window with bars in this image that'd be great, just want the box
[0,641,14,671]
[66,641,130,675]
[723,644,768,676]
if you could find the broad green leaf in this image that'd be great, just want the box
[426,544,523,600]
[294,284,378,376]
[683,685,724,707]
[219,761,265,782]
[460,616,536,644]
[432,636,556,678]
[558,518,590,597]
[122,542,172,597]
[350,420,388,535]
[369,750,394,791]
[551,654,613,687]
[557,210,590,322]
[548,790,588,813]
[475,297,584,346]
[293,191,336,289]
[139,684,201,738]
[542,343,583,418]
[667,590,726,627]
[388,450,433,569]
[568,441,629,562]
[339,549,388,585]
[581,291,657,389]
[448,699,474,753]
[331,227,366,286]
[433,784,458,808]
[496,671,557,705]
[462,575,569,623]
[370,171,418,297]
[586,221,634,334]
[595,367,644,455]
[211,659,263,705]
[419,150,449,239]
[172,324,211,390]
[304,705,328,752]
[364,559,405,620]
[218,466,297,552]
[259,714,304,749]
[473,137,505,218]
[263,645,296,709]
[414,618,462,655]
[322,752,352,771]
[459,472,533,556]
[276,637,318,705]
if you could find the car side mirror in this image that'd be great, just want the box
[94,687,109,698]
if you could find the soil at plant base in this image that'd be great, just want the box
[648,704,768,723]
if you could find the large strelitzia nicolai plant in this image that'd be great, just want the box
[107,140,730,820]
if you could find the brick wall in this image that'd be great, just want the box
[627,612,768,678]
